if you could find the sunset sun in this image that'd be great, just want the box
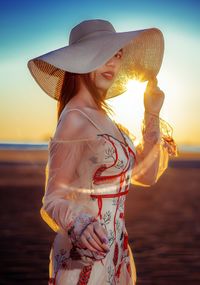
[107,79,148,142]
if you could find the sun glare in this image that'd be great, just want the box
[126,79,147,96]
[108,79,148,142]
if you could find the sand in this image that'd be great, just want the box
[0,149,200,284]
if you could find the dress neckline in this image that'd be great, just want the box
[97,130,128,147]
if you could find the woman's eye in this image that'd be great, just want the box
[115,51,122,59]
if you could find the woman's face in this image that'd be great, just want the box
[89,48,123,93]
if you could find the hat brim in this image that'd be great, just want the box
[27,28,164,100]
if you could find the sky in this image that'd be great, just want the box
[1,0,200,145]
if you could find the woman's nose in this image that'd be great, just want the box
[106,56,115,67]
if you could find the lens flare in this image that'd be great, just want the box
[126,79,147,96]
[107,79,148,142]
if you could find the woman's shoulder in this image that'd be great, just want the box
[53,106,100,141]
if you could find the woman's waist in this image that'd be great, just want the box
[90,189,128,199]
[90,182,129,198]
[63,184,129,200]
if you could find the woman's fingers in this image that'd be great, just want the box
[144,76,165,114]
[80,235,99,252]
[83,227,106,251]
[80,230,108,253]
[93,222,110,251]
[145,77,164,97]
[79,221,110,253]
[148,77,158,87]
[88,227,108,251]
[146,77,158,92]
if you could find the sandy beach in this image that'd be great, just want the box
[0,148,200,284]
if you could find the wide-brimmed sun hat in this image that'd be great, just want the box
[27,19,164,100]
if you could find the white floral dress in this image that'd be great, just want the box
[40,107,177,285]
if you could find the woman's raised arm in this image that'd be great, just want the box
[130,77,178,187]
[130,111,178,187]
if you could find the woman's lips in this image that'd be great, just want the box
[101,72,114,80]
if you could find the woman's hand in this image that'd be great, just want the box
[144,77,165,115]
[78,220,110,254]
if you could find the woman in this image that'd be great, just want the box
[28,19,177,285]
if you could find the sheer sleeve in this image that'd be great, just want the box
[128,112,178,187]
[118,113,177,186]
[40,110,99,237]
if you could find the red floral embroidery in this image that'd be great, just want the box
[116,262,122,278]
[119,212,124,219]
[126,262,131,276]
[77,264,93,285]
[113,242,119,266]
[123,233,128,250]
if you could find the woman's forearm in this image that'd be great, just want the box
[131,111,162,186]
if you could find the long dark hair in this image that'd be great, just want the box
[57,71,114,121]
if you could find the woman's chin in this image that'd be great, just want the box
[97,82,113,93]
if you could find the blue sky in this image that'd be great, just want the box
[1,0,200,144]
[1,0,199,60]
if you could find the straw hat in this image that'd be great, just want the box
[27,19,164,100]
